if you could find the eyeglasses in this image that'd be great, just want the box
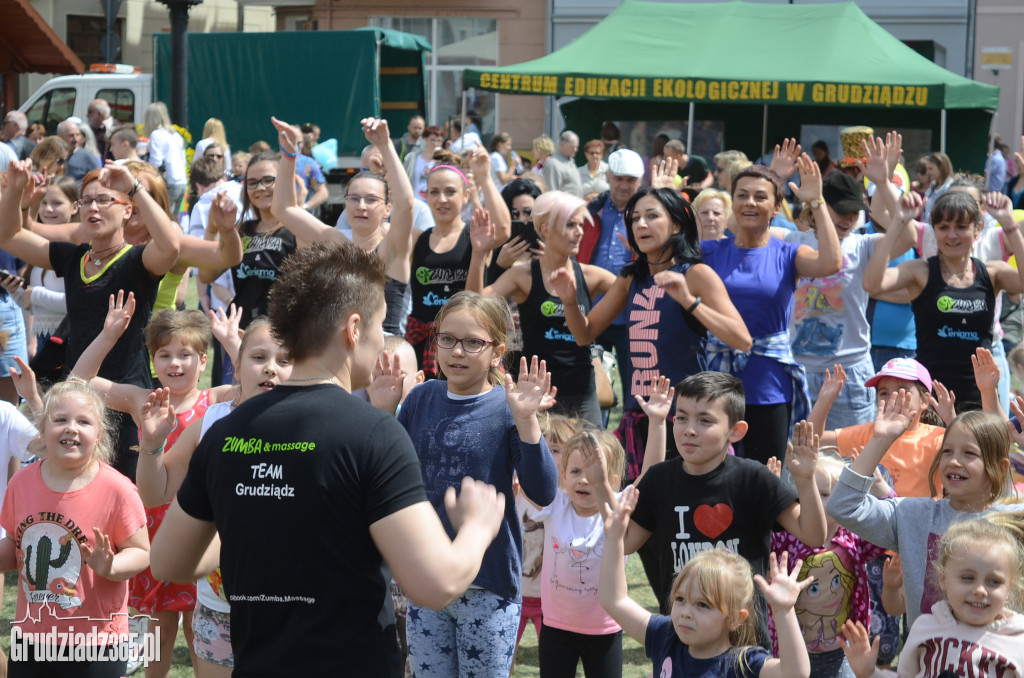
[77,195,129,208]
[246,175,276,190]
[510,207,532,219]
[345,194,385,206]
[433,333,495,353]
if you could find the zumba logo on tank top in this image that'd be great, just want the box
[414,266,467,307]
[934,295,987,341]
[538,299,582,343]
[237,232,287,282]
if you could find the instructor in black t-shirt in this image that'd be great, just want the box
[152,240,506,677]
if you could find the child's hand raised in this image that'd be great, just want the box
[817,364,847,404]
[636,375,672,423]
[765,456,782,478]
[579,432,609,489]
[754,551,813,614]
[837,620,880,678]
[367,350,406,414]
[139,388,176,451]
[208,304,242,348]
[882,553,903,590]
[505,356,553,422]
[602,485,638,541]
[83,528,117,579]
[8,356,41,414]
[785,420,819,482]
[872,389,916,441]
[103,290,135,338]
[972,347,1001,392]
[928,380,955,426]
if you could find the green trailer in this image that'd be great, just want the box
[154,27,431,169]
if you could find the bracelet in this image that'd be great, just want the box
[280,147,298,159]
[685,296,702,313]
[132,442,165,456]
[127,179,142,198]
[1003,225,1019,234]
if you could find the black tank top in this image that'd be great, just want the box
[409,227,471,323]
[232,221,298,329]
[911,256,994,402]
[518,259,594,397]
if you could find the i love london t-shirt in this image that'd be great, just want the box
[632,454,797,612]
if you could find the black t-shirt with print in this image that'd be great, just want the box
[178,384,427,677]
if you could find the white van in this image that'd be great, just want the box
[18,65,152,134]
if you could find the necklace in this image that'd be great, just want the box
[286,375,338,385]
[88,241,126,267]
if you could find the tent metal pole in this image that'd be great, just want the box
[940,109,947,153]
[687,102,695,153]
[761,105,768,158]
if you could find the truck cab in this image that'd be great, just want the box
[18,64,152,134]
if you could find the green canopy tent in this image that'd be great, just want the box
[464,1,999,171]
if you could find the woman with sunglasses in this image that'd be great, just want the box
[0,159,180,475]
[270,116,415,335]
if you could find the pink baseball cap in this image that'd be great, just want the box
[864,358,932,392]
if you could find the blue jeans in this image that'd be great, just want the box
[805,358,876,430]
[871,346,915,373]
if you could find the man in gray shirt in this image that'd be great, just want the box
[543,130,583,197]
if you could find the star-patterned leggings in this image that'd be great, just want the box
[407,588,521,677]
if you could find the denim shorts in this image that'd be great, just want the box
[805,358,876,430]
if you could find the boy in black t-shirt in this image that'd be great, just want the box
[603,372,826,616]
[150,238,507,677]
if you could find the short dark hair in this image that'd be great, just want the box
[731,165,785,207]
[190,155,225,187]
[500,178,542,213]
[109,124,138,148]
[622,187,701,278]
[674,372,745,426]
[930,190,981,228]
[268,241,386,362]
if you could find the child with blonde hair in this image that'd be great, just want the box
[839,513,1024,677]
[601,490,812,678]
[0,379,148,675]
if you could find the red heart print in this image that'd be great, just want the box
[693,503,733,539]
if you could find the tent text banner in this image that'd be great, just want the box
[474,73,936,109]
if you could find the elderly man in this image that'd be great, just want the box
[58,118,100,185]
[87,99,114,159]
[543,130,583,197]
[2,111,35,160]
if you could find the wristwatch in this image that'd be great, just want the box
[810,197,824,209]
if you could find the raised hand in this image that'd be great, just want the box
[983,191,1017,229]
[467,147,492,181]
[603,484,638,539]
[769,138,802,181]
[360,117,393,150]
[99,161,136,194]
[504,356,553,422]
[765,456,782,478]
[972,347,1001,393]
[754,551,813,613]
[210,191,239,231]
[884,131,903,177]
[367,350,406,414]
[139,387,177,448]
[873,389,916,440]
[469,207,496,253]
[208,304,242,348]
[82,528,117,579]
[636,375,672,423]
[1008,396,1024,448]
[882,553,903,591]
[271,116,302,157]
[837,620,880,678]
[859,136,889,187]
[894,190,925,226]
[103,290,135,338]
[579,432,610,491]
[817,364,847,404]
[789,153,824,205]
[650,157,679,189]
[5,159,33,192]
[8,356,40,411]
[548,267,578,303]
[929,380,955,425]
[786,420,819,482]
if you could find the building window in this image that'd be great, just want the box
[370,17,498,139]
[67,15,126,65]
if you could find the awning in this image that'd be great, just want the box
[0,0,85,75]
[465,1,999,111]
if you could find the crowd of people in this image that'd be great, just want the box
[0,101,1021,678]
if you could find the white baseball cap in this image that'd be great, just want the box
[607,149,644,178]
